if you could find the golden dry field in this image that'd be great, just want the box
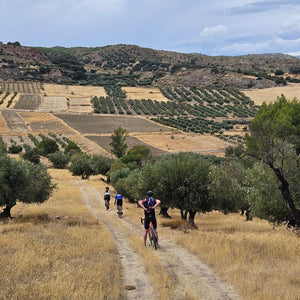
[42,83,107,98]
[1,169,299,299]
[242,82,300,105]
[122,87,169,102]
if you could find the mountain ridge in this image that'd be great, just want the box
[1,42,299,89]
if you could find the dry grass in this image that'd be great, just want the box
[41,96,68,111]
[122,87,169,102]
[135,132,229,153]
[42,83,106,98]
[0,170,121,300]
[242,82,300,105]
[160,211,300,300]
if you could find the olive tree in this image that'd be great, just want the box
[245,95,300,225]
[131,153,212,226]
[110,126,128,158]
[0,155,56,217]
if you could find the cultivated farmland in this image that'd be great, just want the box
[86,135,166,156]
[13,94,42,110]
[54,114,171,134]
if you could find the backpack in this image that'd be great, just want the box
[144,196,156,212]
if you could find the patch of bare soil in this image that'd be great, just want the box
[242,82,300,105]
[76,180,240,300]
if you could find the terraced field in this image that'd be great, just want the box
[13,94,42,110]
[86,135,166,156]
[54,114,171,134]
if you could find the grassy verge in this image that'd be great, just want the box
[160,211,300,300]
[0,170,121,300]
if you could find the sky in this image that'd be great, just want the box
[1,0,300,57]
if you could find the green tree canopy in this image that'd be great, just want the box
[0,156,56,217]
[48,151,70,169]
[69,155,94,179]
[245,95,300,224]
[121,145,151,166]
[109,126,128,158]
[38,138,59,156]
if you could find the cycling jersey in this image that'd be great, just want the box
[142,196,157,214]
[115,193,123,206]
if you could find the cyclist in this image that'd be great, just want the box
[114,193,123,216]
[104,186,110,210]
[138,191,161,247]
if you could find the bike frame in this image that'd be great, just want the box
[141,216,158,250]
[117,205,123,218]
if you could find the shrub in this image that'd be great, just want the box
[8,144,22,154]
[48,151,70,169]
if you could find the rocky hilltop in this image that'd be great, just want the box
[0,42,299,89]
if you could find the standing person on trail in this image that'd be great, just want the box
[114,193,123,216]
[138,191,161,247]
[104,186,110,210]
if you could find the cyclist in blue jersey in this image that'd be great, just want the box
[114,193,123,216]
[138,191,161,247]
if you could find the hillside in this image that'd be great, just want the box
[1,42,300,157]
[1,42,300,89]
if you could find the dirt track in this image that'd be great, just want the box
[76,179,240,300]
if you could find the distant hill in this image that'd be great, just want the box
[0,41,300,89]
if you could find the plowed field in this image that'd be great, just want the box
[87,135,166,156]
[2,110,29,133]
[54,114,171,134]
[13,94,42,110]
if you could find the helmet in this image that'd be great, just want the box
[147,190,153,196]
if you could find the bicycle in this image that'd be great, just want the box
[117,205,123,218]
[141,216,158,250]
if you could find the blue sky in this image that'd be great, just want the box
[1,0,300,56]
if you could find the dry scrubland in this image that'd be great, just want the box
[0,169,299,299]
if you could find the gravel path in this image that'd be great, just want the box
[76,179,240,300]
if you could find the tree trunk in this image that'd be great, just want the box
[188,211,198,229]
[0,203,16,218]
[271,164,300,225]
[180,209,187,220]
[159,206,172,218]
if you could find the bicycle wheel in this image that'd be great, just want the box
[117,206,122,218]
[150,226,157,250]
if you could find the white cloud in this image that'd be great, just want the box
[199,25,228,39]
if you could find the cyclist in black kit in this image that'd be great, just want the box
[138,191,161,247]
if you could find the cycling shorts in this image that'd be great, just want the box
[116,200,123,206]
[144,213,157,230]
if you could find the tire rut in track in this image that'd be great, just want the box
[76,180,240,300]
[76,180,156,300]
